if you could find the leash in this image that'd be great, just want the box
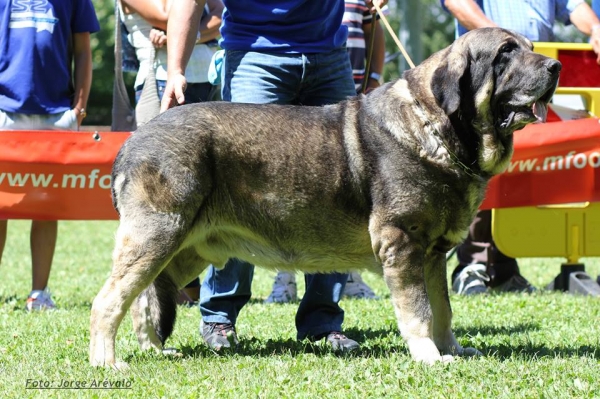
[362,15,378,94]
[371,2,415,69]
[362,3,415,93]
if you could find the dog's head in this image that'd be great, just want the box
[428,28,561,136]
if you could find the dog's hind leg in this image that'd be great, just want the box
[90,214,188,368]
[425,254,481,358]
[130,247,209,353]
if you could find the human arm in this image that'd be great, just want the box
[442,0,498,30]
[160,0,205,111]
[150,0,222,47]
[365,0,389,14]
[71,32,93,127]
[198,0,223,43]
[363,19,385,92]
[120,0,172,31]
[569,1,600,63]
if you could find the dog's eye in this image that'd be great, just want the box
[499,43,516,54]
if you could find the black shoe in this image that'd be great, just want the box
[201,322,239,351]
[311,331,359,353]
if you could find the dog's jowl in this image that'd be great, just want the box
[90,28,560,367]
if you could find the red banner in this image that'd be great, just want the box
[0,131,128,220]
[1,119,599,220]
[481,118,600,209]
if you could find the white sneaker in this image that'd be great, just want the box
[26,288,56,311]
[343,271,379,299]
[452,264,490,295]
[264,272,297,303]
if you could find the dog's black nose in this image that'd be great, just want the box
[545,59,562,75]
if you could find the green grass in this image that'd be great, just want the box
[1,220,599,398]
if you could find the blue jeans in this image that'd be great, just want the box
[201,48,356,340]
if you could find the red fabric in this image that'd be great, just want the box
[556,49,600,88]
[481,118,600,209]
[1,121,600,220]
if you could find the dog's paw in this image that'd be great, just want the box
[461,346,483,357]
[90,358,129,370]
[112,361,130,371]
[407,338,446,365]
[162,347,183,358]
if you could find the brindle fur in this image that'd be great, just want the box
[90,28,560,367]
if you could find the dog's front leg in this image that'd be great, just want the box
[424,253,481,359]
[371,225,447,364]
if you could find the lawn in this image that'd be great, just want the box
[0,220,599,398]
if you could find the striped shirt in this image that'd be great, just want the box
[343,0,375,92]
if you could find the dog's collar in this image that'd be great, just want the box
[416,100,485,179]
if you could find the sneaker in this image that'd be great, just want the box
[492,274,536,293]
[201,322,239,351]
[264,272,297,303]
[452,264,490,295]
[311,331,359,353]
[26,288,56,311]
[343,271,379,299]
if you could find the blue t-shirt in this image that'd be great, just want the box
[220,0,348,53]
[0,0,100,114]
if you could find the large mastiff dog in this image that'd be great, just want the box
[90,28,560,367]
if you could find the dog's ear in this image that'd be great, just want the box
[431,49,469,115]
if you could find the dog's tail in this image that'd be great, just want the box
[132,273,178,348]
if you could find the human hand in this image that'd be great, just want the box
[591,26,600,64]
[73,107,86,127]
[365,78,380,93]
[150,28,167,48]
[365,0,387,13]
[160,74,187,112]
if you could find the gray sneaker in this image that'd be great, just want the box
[264,272,298,303]
[311,331,359,353]
[492,274,536,293]
[26,288,56,311]
[201,322,238,351]
[343,271,379,299]
[452,264,490,295]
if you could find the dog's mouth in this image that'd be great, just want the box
[498,82,557,132]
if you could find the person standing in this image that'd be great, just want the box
[442,0,600,295]
[118,0,222,106]
[0,0,99,310]
[263,0,386,304]
[162,0,386,352]
[118,0,223,305]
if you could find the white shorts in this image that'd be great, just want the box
[0,109,78,131]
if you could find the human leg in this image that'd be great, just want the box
[0,220,6,263]
[453,210,532,294]
[200,259,254,349]
[294,49,359,349]
[25,219,58,311]
[30,220,57,291]
[295,273,358,352]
